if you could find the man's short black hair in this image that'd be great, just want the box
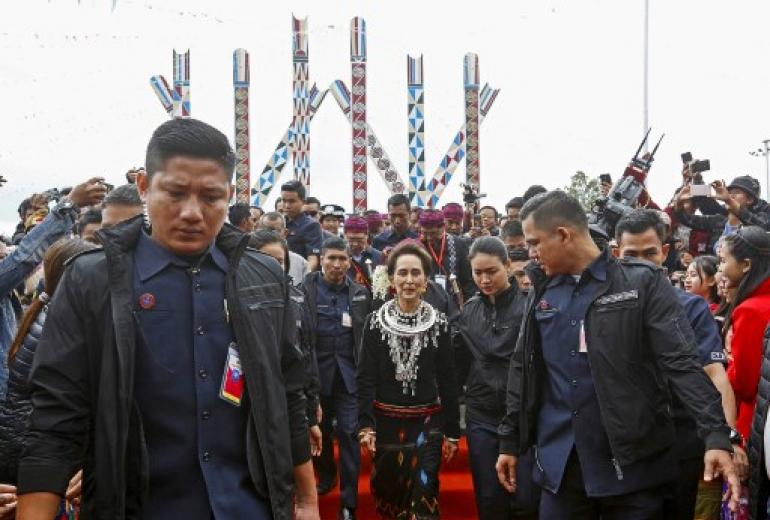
[76,208,102,234]
[321,236,349,256]
[280,180,306,201]
[615,209,667,244]
[505,197,524,210]
[501,219,524,240]
[387,193,410,210]
[305,196,321,207]
[103,184,142,208]
[523,185,547,202]
[145,118,236,182]
[520,191,588,232]
[479,205,498,217]
[228,203,251,227]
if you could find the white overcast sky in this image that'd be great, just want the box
[2,0,770,234]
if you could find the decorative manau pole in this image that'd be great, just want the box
[407,54,427,207]
[426,83,499,207]
[173,49,191,117]
[330,80,406,195]
[233,49,251,204]
[350,17,368,213]
[292,16,311,188]
[253,86,327,207]
[149,75,174,117]
[464,53,480,192]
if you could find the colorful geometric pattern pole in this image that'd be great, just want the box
[172,49,191,117]
[252,86,328,207]
[407,55,427,207]
[330,80,406,195]
[426,83,499,208]
[292,16,311,188]
[233,49,251,204]
[149,75,175,117]
[464,53,480,191]
[350,17,368,213]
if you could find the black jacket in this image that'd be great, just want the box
[300,271,371,362]
[676,198,770,235]
[747,324,770,520]
[458,285,526,425]
[0,308,46,483]
[288,283,321,426]
[499,252,732,467]
[16,217,309,520]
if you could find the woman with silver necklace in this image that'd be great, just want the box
[357,240,460,519]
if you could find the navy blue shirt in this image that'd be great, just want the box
[372,228,418,251]
[132,232,270,519]
[671,288,727,458]
[286,213,323,259]
[314,276,355,395]
[534,252,673,496]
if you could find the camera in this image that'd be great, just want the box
[40,187,72,203]
[460,183,486,205]
[681,152,710,175]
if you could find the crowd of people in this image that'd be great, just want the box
[1,117,770,520]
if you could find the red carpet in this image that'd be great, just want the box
[318,439,477,519]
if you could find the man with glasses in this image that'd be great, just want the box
[344,216,381,293]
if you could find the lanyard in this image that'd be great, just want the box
[426,233,447,275]
[351,259,371,289]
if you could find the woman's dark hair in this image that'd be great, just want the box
[8,238,97,363]
[692,255,720,305]
[249,230,290,275]
[469,236,508,264]
[145,118,236,181]
[722,226,770,330]
[386,240,432,278]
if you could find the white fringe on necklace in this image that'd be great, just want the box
[372,299,447,395]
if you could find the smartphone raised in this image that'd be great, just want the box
[690,184,712,197]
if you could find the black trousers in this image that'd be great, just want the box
[662,456,702,520]
[466,418,538,519]
[539,450,670,520]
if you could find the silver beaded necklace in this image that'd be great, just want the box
[372,299,447,395]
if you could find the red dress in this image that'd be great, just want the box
[726,276,770,439]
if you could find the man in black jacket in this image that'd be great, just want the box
[496,191,739,518]
[302,237,371,520]
[16,119,319,520]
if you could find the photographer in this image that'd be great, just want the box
[0,177,106,399]
[674,176,770,247]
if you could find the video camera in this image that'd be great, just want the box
[590,129,664,237]
[460,183,486,206]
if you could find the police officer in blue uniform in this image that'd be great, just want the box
[302,237,371,520]
[282,180,324,272]
[16,119,319,520]
[614,209,741,519]
[496,191,739,519]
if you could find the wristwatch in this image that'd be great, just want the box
[51,198,80,218]
[728,427,743,446]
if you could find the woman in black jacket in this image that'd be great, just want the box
[458,236,536,520]
[0,238,95,515]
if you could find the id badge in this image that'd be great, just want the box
[341,311,353,328]
[435,274,447,290]
[579,321,588,353]
[220,342,244,406]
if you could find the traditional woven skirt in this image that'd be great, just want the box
[370,401,444,520]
